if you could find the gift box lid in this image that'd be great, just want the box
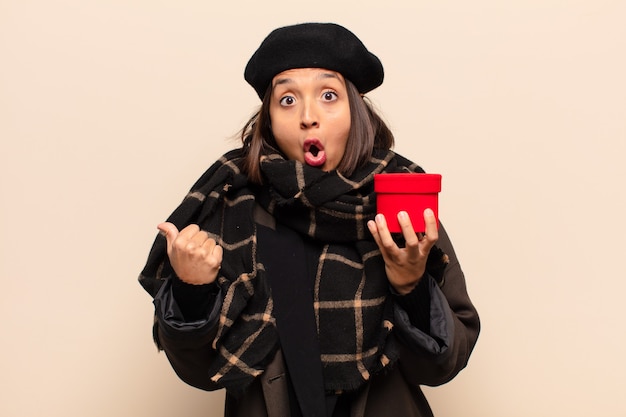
[374,173,442,194]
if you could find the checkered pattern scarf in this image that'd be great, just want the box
[139,147,424,395]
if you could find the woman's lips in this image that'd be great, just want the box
[303,138,326,167]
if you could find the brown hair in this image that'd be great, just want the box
[240,79,394,183]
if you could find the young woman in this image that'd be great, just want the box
[139,22,480,417]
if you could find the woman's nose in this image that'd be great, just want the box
[300,99,319,129]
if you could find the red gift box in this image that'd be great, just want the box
[374,173,442,233]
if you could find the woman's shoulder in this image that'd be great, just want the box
[376,149,426,174]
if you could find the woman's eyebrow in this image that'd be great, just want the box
[273,77,292,87]
[317,72,340,81]
[273,72,341,88]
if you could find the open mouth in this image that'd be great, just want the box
[303,139,326,167]
[309,144,320,157]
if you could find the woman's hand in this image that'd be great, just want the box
[367,209,438,295]
[157,222,223,285]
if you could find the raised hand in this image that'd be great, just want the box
[367,209,439,295]
[157,222,223,285]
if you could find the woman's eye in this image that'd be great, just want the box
[279,96,295,106]
[322,91,338,101]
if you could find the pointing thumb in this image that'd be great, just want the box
[157,222,179,253]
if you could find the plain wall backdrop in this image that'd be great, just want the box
[1,1,625,416]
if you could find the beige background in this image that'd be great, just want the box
[2,0,625,416]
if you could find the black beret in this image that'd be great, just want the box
[244,23,384,100]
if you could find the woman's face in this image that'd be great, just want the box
[269,68,351,171]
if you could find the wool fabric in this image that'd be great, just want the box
[139,147,449,396]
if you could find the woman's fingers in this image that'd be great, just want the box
[156,222,222,284]
[368,209,441,294]
[422,208,439,248]
[397,211,419,255]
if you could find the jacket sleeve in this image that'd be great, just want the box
[393,224,480,387]
[152,277,224,391]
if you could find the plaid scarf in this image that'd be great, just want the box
[139,147,425,395]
